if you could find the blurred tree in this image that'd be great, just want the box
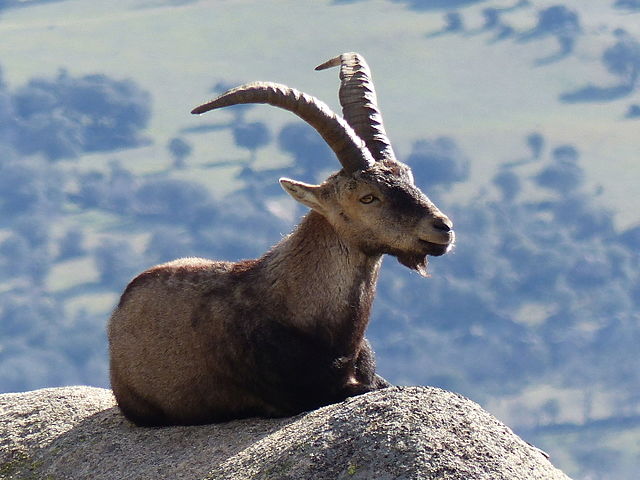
[232,121,271,164]
[0,234,30,278]
[405,137,470,190]
[625,104,640,118]
[478,1,533,33]
[519,5,581,64]
[0,157,66,217]
[135,177,212,224]
[492,169,521,202]
[0,347,78,393]
[389,0,486,11]
[105,160,137,214]
[0,291,62,341]
[0,67,13,145]
[278,122,333,181]
[529,5,581,39]
[443,12,463,32]
[567,255,611,289]
[57,228,86,260]
[72,162,137,213]
[602,30,640,87]
[481,8,499,30]
[526,132,544,159]
[14,215,50,248]
[549,194,615,241]
[540,398,561,425]
[14,111,84,160]
[145,227,193,264]
[560,83,633,103]
[25,247,51,287]
[614,0,640,11]
[619,224,640,250]
[167,137,192,169]
[573,446,621,479]
[534,145,584,192]
[426,11,464,37]
[560,30,640,103]
[11,70,151,160]
[1,219,54,287]
[93,238,139,288]
[0,0,67,14]
[74,170,108,209]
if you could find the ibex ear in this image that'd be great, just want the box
[279,178,326,213]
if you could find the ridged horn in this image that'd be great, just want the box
[316,52,397,163]
[191,82,375,174]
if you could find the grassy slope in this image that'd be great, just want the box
[0,0,637,355]
[0,0,639,226]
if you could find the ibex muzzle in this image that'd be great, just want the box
[108,53,454,426]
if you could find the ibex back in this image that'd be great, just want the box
[108,53,455,426]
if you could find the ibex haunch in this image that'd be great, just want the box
[108,53,455,426]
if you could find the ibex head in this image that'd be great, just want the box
[192,52,454,276]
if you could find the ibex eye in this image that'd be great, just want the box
[359,194,376,204]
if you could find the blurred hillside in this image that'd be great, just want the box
[0,1,639,479]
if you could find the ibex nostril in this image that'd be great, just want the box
[433,217,453,233]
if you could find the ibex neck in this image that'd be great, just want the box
[262,210,382,338]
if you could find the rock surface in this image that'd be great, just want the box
[0,385,571,480]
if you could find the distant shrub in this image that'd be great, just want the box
[93,238,140,288]
[58,228,86,260]
[278,122,333,180]
[0,157,66,217]
[560,30,640,103]
[388,0,486,11]
[11,70,151,160]
[232,121,271,162]
[602,31,640,86]
[167,137,192,169]
[135,178,212,224]
[533,5,581,38]
[145,227,194,264]
[526,132,545,158]
[614,0,640,10]
[72,162,137,214]
[534,145,584,192]
[405,137,470,189]
[493,169,521,202]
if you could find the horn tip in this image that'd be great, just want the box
[191,103,212,115]
[315,55,343,71]
[315,52,366,71]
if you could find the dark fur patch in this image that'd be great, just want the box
[230,259,260,274]
[117,269,166,309]
[114,378,170,427]
[187,250,381,417]
[237,318,373,414]
[397,252,429,277]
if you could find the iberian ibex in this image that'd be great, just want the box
[108,53,455,426]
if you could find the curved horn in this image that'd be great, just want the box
[191,82,374,174]
[316,52,396,163]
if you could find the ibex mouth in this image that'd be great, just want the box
[418,240,451,257]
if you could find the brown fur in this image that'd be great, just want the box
[110,58,457,425]
[109,163,454,426]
